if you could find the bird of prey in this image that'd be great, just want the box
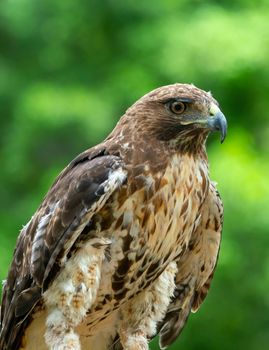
[0,83,227,350]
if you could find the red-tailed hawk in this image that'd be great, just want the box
[0,83,227,350]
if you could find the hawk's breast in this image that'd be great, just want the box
[82,153,209,332]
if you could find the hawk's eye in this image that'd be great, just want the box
[169,101,186,115]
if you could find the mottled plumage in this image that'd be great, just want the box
[0,83,226,350]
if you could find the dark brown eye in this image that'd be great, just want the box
[169,101,186,114]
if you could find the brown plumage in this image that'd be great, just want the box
[0,83,226,350]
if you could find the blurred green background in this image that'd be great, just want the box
[1,0,269,349]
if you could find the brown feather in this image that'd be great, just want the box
[158,183,223,348]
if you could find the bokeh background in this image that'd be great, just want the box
[1,0,269,349]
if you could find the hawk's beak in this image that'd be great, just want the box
[207,111,227,143]
[180,103,227,142]
[206,103,227,143]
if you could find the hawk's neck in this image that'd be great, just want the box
[105,133,208,177]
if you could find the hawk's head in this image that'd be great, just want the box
[124,83,227,153]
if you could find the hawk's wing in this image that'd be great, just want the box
[0,148,127,350]
[159,183,223,349]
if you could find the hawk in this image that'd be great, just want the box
[0,83,227,350]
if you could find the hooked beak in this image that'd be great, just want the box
[207,110,227,143]
[179,103,227,143]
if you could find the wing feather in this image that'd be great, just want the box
[0,149,127,350]
[191,186,223,312]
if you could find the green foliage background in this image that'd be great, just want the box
[0,1,269,349]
